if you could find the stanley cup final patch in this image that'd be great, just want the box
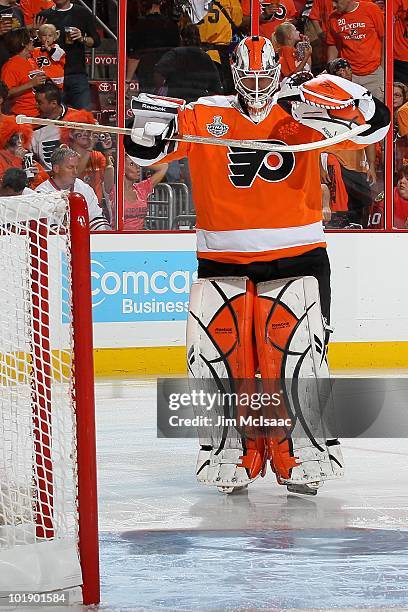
[206,116,229,137]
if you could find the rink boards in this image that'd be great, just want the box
[88,232,408,374]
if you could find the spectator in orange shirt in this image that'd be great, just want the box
[394,82,408,169]
[306,0,374,37]
[307,0,334,36]
[304,0,335,71]
[0,114,48,188]
[394,0,408,84]
[274,22,312,78]
[396,86,408,138]
[1,27,46,116]
[326,0,384,100]
[61,110,115,205]
[242,0,297,39]
[31,23,65,88]
[19,0,54,27]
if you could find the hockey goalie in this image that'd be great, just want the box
[124,36,390,495]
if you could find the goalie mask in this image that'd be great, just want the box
[231,36,281,123]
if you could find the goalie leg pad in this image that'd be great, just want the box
[254,276,344,486]
[187,278,266,488]
[187,277,255,380]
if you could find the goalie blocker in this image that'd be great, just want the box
[187,263,344,495]
[127,94,184,163]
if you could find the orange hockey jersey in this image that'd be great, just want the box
[31,45,65,88]
[151,96,363,264]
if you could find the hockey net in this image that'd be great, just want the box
[0,192,99,603]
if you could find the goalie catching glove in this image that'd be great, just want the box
[299,74,368,110]
[280,73,372,111]
[279,74,390,146]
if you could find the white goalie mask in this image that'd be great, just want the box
[231,36,281,123]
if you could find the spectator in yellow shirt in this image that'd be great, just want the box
[198,0,242,93]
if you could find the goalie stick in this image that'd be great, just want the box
[16,114,370,153]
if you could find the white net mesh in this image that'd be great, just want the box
[0,192,82,593]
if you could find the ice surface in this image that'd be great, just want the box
[95,376,408,610]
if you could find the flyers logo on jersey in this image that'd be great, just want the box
[228,141,295,188]
[261,2,287,21]
[206,116,229,137]
[36,56,51,68]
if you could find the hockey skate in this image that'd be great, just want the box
[217,484,248,494]
[269,438,344,495]
[286,482,320,496]
[196,439,267,494]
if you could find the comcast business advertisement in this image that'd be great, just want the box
[90,250,197,323]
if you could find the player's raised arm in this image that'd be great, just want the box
[123,94,188,166]
[279,73,390,147]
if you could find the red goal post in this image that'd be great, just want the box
[0,191,99,605]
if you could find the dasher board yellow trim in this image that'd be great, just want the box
[0,350,71,383]
[94,346,187,376]
[93,342,408,376]
[328,341,408,369]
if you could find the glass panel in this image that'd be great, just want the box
[311,0,386,230]
[120,0,390,232]
[124,0,208,231]
[0,1,118,230]
[87,0,118,229]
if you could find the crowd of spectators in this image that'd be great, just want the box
[0,0,405,230]
[392,0,408,228]
[125,0,406,230]
[0,0,111,230]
